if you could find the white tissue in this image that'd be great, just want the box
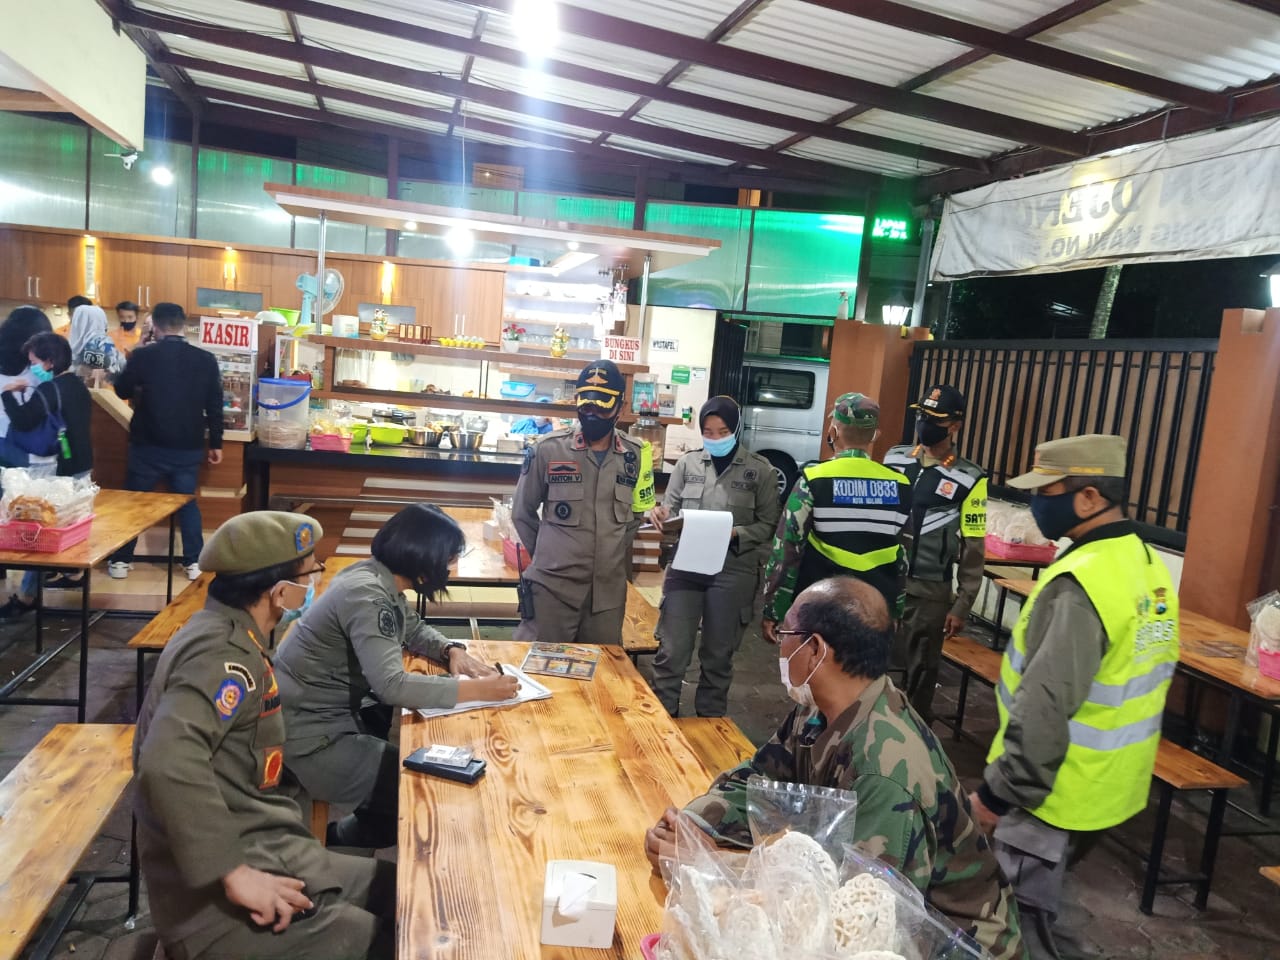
[557,872,596,919]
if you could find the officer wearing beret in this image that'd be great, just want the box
[134,511,394,960]
[512,359,656,644]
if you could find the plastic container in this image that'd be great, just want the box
[0,514,94,553]
[985,533,1057,563]
[370,425,406,445]
[503,538,531,571]
[1259,647,1280,681]
[500,380,536,398]
[257,378,312,450]
[309,434,351,452]
[640,934,661,960]
[270,307,301,326]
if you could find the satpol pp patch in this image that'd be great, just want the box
[936,479,958,500]
[378,606,397,638]
[214,677,245,720]
[259,746,284,790]
[224,661,256,692]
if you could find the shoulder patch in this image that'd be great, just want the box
[743,467,759,483]
[224,661,256,692]
[554,500,573,520]
[377,605,398,638]
[214,677,245,720]
[521,445,534,475]
[259,746,284,790]
[260,665,281,717]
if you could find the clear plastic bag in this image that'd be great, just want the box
[0,468,98,525]
[745,774,859,863]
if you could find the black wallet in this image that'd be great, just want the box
[403,749,487,784]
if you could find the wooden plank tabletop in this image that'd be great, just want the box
[445,507,521,586]
[0,490,192,569]
[993,577,1035,598]
[0,724,135,960]
[398,641,714,960]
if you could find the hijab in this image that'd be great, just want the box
[700,395,742,474]
[69,305,109,364]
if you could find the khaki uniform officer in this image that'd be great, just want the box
[134,511,395,960]
[513,359,655,645]
[650,396,780,717]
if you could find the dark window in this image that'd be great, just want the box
[743,367,815,410]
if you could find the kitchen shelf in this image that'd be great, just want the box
[314,388,578,417]
[309,334,647,374]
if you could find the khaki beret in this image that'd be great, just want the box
[198,511,322,575]
[1007,434,1127,490]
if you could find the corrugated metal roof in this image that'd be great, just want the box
[890,0,1071,33]
[721,0,971,86]
[784,138,946,177]
[133,0,288,34]
[310,68,457,112]
[160,35,309,80]
[459,102,601,141]
[669,66,851,122]
[459,128,574,151]
[919,55,1169,130]
[841,110,1021,157]
[296,16,467,75]
[482,13,680,83]
[605,135,732,166]
[468,59,638,114]
[562,0,748,38]
[327,0,480,36]
[1038,0,1280,91]
[632,101,792,148]
[324,99,449,134]
[185,70,318,109]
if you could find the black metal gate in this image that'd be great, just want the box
[905,338,1218,548]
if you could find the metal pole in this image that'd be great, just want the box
[637,254,651,358]
[317,211,328,299]
[911,218,936,327]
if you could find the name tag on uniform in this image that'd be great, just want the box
[832,478,900,505]
[685,474,705,484]
[547,462,582,484]
[616,473,637,487]
[731,480,753,491]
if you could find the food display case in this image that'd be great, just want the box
[195,316,260,439]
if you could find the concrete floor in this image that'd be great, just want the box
[3,572,1280,960]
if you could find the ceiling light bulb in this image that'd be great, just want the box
[512,0,559,55]
[403,220,418,231]
[150,165,174,186]
[445,226,474,258]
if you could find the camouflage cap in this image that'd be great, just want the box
[198,511,323,575]
[1007,434,1127,490]
[830,392,880,428]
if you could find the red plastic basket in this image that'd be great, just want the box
[1259,647,1280,681]
[309,433,352,452]
[985,533,1057,564]
[502,537,531,572]
[0,514,94,553]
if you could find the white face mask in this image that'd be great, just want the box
[778,637,826,708]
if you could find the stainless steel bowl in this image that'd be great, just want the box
[407,426,444,447]
[450,429,485,451]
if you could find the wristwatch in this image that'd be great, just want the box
[441,641,468,658]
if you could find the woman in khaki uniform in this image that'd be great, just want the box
[650,397,780,717]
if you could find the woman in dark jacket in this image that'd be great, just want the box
[0,306,54,467]
[0,332,93,618]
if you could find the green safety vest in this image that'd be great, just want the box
[987,532,1179,832]
[631,439,656,513]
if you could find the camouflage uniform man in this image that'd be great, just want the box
[646,577,1024,960]
[885,384,988,719]
[134,512,396,960]
[512,359,655,644]
[761,393,911,643]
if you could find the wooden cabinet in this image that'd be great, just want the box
[406,266,504,343]
[268,253,314,315]
[0,228,82,304]
[98,238,189,311]
[326,257,384,313]
[188,247,274,313]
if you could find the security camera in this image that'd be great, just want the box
[121,151,138,170]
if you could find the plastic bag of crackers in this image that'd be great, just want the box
[654,777,988,960]
[0,468,99,527]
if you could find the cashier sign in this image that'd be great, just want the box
[200,317,259,351]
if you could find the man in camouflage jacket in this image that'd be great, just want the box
[647,577,1024,960]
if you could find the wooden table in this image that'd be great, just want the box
[398,641,715,959]
[0,489,192,722]
[445,507,521,586]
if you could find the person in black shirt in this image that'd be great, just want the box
[0,332,93,618]
[108,302,223,581]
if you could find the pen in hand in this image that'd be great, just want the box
[495,662,504,676]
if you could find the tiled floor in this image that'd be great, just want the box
[3,568,1280,959]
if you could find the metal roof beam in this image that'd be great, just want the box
[462,0,1087,155]
[94,0,203,119]
[284,12,326,114]
[145,36,879,186]
[1226,0,1280,13]
[803,0,1231,114]
[217,0,983,169]
[916,80,1280,199]
[448,10,488,139]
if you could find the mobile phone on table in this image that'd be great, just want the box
[403,748,487,784]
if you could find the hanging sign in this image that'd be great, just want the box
[602,336,642,363]
[651,338,680,352]
[671,365,691,384]
[199,316,258,352]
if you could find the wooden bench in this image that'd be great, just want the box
[622,581,660,661]
[939,634,1004,741]
[128,572,215,712]
[676,717,755,777]
[0,724,137,960]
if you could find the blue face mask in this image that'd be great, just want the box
[28,363,53,384]
[704,434,736,457]
[279,579,316,625]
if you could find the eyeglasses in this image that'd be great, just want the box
[774,629,813,644]
[291,561,326,586]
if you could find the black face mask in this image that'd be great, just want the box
[917,418,950,447]
[120,321,137,331]
[578,412,616,443]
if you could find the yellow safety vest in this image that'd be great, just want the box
[987,532,1179,831]
[631,440,656,513]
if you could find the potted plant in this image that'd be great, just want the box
[501,323,525,353]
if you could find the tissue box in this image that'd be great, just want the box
[540,860,617,949]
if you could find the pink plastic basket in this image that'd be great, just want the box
[502,538,531,572]
[1259,647,1280,681]
[0,514,94,553]
[985,534,1057,564]
[309,434,352,452]
[640,934,661,960]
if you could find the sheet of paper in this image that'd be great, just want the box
[412,665,552,719]
[671,508,733,576]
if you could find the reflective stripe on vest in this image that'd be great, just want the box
[813,505,910,538]
[986,532,1179,832]
[802,455,908,576]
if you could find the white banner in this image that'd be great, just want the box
[931,117,1280,280]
